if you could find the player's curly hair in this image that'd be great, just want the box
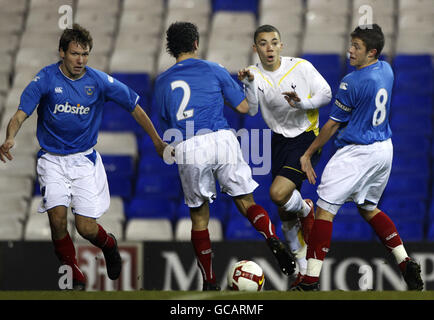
[59,23,93,52]
[351,24,384,58]
[166,22,199,58]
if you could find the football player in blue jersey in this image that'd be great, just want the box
[0,24,167,290]
[294,24,423,291]
[155,22,296,290]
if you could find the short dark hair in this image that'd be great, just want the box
[350,24,384,58]
[254,25,281,44]
[166,22,199,58]
[59,23,93,52]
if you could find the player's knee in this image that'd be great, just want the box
[75,219,98,240]
[358,207,381,222]
[47,210,68,239]
[233,194,255,216]
[269,185,290,206]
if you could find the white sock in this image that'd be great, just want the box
[306,258,323,278]
[391,244,408,265]
[281,220,302,252]
[294,244,307,275]
[281,189,310,217]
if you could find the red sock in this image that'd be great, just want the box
[369,211,409,272]
[191,229,215,283]
[304,219,333,284]
[246,204,277,239]
[90,224,115,251]
[368,211,403,251]
[53,233,86,283]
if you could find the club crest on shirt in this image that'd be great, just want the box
[85,86,95,96]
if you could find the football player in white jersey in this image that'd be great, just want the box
[295,24,423,291]
[238,25,332,287]
[0,24,167,290]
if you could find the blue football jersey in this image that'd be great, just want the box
[154,58,245,140]
[329,60,393,148]
[19,62,139,154]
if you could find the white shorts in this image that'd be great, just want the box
[36,148,110,218]
[317,139,393,215]
[175,130,258,208]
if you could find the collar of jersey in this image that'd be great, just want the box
[58,62,87,81]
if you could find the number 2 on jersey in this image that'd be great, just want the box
[372,88,387,126]
[171,80,194,121]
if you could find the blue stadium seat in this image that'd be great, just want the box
[135,173,181,199]
[243,111,268,129]
[223,106,244,130]
[394,69,433,95]
[326,203,373,240]
[176,198,231,224]
[253,173,272,192]
[106,175,133,198]
[379,196,427,221]
[392,54,432,71]
[427,222,434,240]
[111,72,152,103]
[101,101,144,134]
[102,155,135,198]
[212,0,259,15]
[137,134,156,155]
[301,54,343,93]
[392,56,432,98]
[383,173,429,199]
[102,155,134,177]
[390,111,432,135]
[338,203,360,216]
[332,220,373,241]
[225,215,264,240]
[393,219,424,241]
[392,133,431,155]
[391,93,432,116]
[33,180,41,196]
[318,102,332,127]
[427,198,434,220]
[137,153,178,176]
[391,154,429,174]
[126,195,177,221]
[300,181,318,203]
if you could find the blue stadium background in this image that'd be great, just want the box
[0,0,433,243]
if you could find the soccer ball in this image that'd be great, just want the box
[227,260,265,291]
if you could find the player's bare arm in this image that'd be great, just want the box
[131,104,168,158]
[234,99,250,114]
[300,118,340,184]
[0,110,28,163]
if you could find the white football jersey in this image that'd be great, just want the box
[245,57,331,138]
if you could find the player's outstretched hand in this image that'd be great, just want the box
[237,68,254,83]
[282,91,301,108]
[0,139,14,163]
[155,140,169,159]
[300,153,317,185]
